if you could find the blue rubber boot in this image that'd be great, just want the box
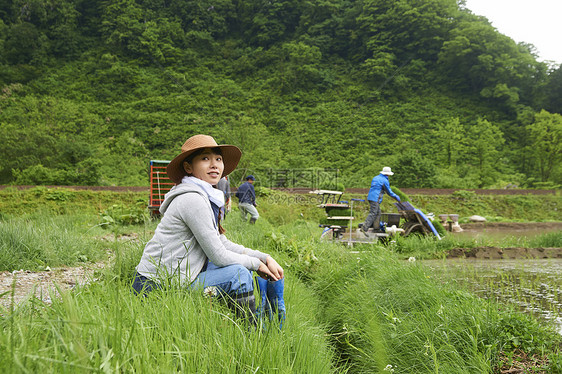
[256,276,271,321]
[266,278,286,329]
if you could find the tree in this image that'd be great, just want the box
[3,22,43,64]
[464,118,505,187]
[438,12,545,110]
[266,41,324,92]
[356,0,458,59]
[393,149,437,188]
[544,64,562,114]
[526,110,562,182]
[295,0,347,55]
[432,117,465,168]
[235,0,304,46]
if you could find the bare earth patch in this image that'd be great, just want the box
[496,349,551,374]
[0,263,106,311]
[461,221,562,231]
[446,246,562,259]
[0,233,139,311]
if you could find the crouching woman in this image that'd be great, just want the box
[132,134,284,326]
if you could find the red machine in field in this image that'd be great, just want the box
[148,160,173,216]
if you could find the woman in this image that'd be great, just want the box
[133,134,284,325]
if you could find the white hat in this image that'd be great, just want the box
[381,166,394,176]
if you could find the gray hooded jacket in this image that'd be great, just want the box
[136,183,268,285]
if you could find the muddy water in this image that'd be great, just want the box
[425,258,562,335]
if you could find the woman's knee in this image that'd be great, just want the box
[230,264,254,293]
[198,264,254,295]
[131,272,158,296]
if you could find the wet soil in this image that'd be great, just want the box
[461,221,562,231]
[445,221,562,259]
[446,246,562,259]
[496,349,552,374]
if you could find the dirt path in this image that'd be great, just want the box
[0,262,106,311]
[0,233,136,311]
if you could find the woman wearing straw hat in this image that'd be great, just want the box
[133,134,284,326]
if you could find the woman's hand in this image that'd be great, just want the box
[266,256,284,280]
[257,262,277,281]
[257,257,284,282]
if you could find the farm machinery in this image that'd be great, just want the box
[311,190,441,244]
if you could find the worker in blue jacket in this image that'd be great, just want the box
[361,167,400,235]
[236,175,259,224]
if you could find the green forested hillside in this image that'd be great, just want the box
[0,0,561,188]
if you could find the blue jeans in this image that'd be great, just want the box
[132,262,254,298]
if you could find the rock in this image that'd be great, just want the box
[469,215,486,222]
[451,222,463,232]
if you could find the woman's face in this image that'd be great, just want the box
[183,148,224,185]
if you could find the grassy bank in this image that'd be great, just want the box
[0,214,108,270]
[1,189,561,373]
[2,187,561,222]
[0,187,145,218]
[344,190,562,224]
[1,186,561,268]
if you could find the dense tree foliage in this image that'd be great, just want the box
[0,0,560,188]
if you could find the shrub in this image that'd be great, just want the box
[100,199,150,227]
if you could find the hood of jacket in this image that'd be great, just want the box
[159,182,207,214]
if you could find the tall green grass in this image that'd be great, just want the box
[307,249,560,373]
[528,231,562,247]
[0,187,145,217]
[1,196,561,373]
[389,234,481,257]
[0,214,108,271]
[236,216,561,373]
[0,275,337,373]
[0,212,338,373]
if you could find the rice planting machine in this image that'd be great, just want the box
[311,190,441,244]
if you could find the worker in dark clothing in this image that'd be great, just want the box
[236,175,259,224]
[361,167,400,235]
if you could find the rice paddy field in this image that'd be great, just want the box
[426,258,562,335]
[0,187,561,373]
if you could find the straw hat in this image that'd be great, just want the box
[380,166,394,176]
[167,135,242,184]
